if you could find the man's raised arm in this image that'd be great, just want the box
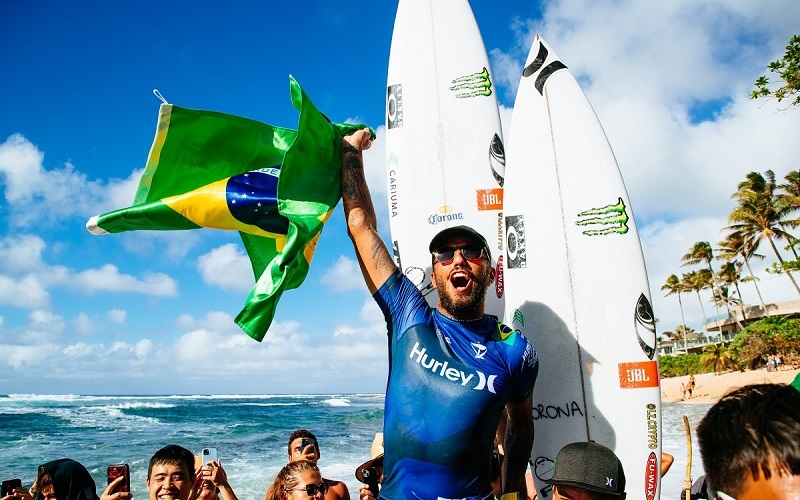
[342,130,396,294]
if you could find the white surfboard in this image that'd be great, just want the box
[385,0,505,317]
[502,35,661,500]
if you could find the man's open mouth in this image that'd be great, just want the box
[450,270,472,291]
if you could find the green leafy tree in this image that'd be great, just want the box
[729,316,800,368]
[659,353,706,378]
[751,35,800,107]
[700,343,738,375]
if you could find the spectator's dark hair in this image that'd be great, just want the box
[697,383,800,497]
[287,429,318,455]
[147,444,195,483]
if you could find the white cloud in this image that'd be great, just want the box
[0,235,47,273]
[71,264,178,297]
[0,275,50,308]
[197,243,254,293]
[0,134,139,228]
[72,312,97,336]
[320,255,366,292]
[107,309,127,324]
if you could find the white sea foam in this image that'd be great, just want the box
[321,398,351,407]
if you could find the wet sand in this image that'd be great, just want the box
[660,366,799,403]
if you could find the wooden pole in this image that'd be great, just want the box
[683,415,692,500]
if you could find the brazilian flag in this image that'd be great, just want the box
[87,77,371,341]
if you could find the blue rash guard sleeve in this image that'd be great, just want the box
[372,270,539,500]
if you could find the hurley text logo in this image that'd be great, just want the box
[409,342,497,393]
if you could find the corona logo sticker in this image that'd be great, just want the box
[576,197,629,236]
[450,67,493,98]
[387,84,403,129]
[477,188,503,211]
[428,205,464,225]
[618,361,659,388]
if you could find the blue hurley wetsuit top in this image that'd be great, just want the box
[374,270,539,500]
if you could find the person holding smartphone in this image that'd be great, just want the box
[195,452,239,500]
[287,430,350,500]
[2,478,32,500]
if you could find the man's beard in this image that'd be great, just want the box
[435,265,492,319]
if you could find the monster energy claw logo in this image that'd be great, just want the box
[450,67,493,98]
[576,197,629,236]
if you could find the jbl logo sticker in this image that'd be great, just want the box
[618,361,659,388]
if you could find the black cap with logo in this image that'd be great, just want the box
[545,441,626,496]
[428,225,492,261]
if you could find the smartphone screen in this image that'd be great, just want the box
[107,464,130,493]
[201,448,218,465]
[2,479,23,497]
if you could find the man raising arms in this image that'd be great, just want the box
[342,130,539,500]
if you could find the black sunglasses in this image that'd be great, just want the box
[432,245,487,265]
[284,482,329,497]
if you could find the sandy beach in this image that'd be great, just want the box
[660,366,800,403]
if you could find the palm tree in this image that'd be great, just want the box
[717,261,748,323]
[700,343,738,375]
[682,242,732,332]
[776,170,800,257]
[682,271,712,341]
[717,231,766,309]
[728,170,800,296]
[660,325,695,353]
[661,274,689,353]
[711,285,743,330]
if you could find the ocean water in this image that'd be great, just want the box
[0,394,709,500]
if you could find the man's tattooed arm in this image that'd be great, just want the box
[341,132,396,292]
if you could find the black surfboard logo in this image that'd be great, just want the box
[522,41,567,95]
[635,293,657,360]
[387,84,403,129]
[489,133,505,187]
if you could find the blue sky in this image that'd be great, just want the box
[1,0,799,395]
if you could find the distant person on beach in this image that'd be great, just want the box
[355,433,384,500]
[697,383,800,499]
[147,445,195,500]
[342,130,538,500]
[680,383,686,400]
[766,354,773,372]
[266,461,326,500]
[287,430,350,500]
[545,441,627,500]
[687,375,695,398]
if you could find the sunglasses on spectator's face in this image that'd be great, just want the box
[432,245,486,265]
[285,482,329,497]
